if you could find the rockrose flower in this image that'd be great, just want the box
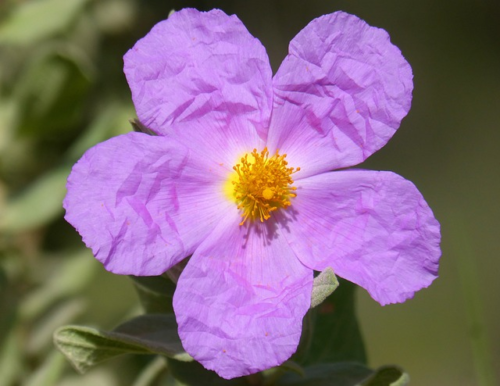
[64,8,441,379]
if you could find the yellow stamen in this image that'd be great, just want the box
[262,188,274,200]
[224,148,300,225]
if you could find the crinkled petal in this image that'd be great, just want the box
[124,8,272,165]
[173,211,313,379]
[269,11,413,178]
[63,132,231,275]
[280,170,440,305]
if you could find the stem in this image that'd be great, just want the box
[451,215,497,386]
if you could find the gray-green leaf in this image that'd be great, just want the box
[54,314,191,373]
[310,268,339,308]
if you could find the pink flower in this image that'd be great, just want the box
[64,9,441,379]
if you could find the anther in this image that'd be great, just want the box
[229,147,299,225]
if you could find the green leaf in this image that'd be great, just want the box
[167,358,249,386]
[26,299,86,355]
[24,351,66,386]
[0,165,70,232]
[54,314,191,373]
[132,356,168,386]
[0,265,17,346]
[15,49,92,137]
[278,361,305,377]
[300,278,367,365]
[276,363,409,386]
[0,328,23,386]
[129,275,176,314]
[276,363,372,386]
[129,259,188,313]
[310,268,339,308]
[130,118,157,136]
[0,98,18,154]
[19,250,97,321]
[65,102,135,162]
[0,0,89,45]
[359,366,410,386]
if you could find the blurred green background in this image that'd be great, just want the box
[1,0,498,385]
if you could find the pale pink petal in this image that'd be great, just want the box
[173,211,313,379]
[124,8,272,166]
[279,170,440,305]
[268,11,413,178]
[63,132,232,275]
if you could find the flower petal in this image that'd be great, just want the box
[268,11,413,178]
[64,132,231,275]
[173,211,313,379]
[124,8,272,165]
[280,170,440,305]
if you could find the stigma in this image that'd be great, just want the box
[228,148,300,226]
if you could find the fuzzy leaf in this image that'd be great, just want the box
[311,268,339,308]
[54,314,191,373]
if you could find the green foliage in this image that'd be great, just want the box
[19,250,97,321]
[275,363,409,386]
[0,1,137,384]
[276,363,370,385]
[299,278,367,366]
[52,269,402,385]
[132,357,169,386]
[54,314,191,373]
[0,166,70,232]
[14,49,93,137]
[310,268,339,308]
[129,275,176,314]
[65,103,135,162]
[360,366,409,386]
[0,0,89,45]
[167,359,250,386]
[24,351,66,386]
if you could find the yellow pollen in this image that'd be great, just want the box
[262,188,274,200]
[224,147,300,226]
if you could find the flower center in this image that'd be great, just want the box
[226,148,300,226]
